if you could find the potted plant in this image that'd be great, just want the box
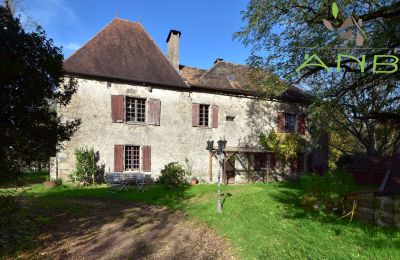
[191,177,199,185]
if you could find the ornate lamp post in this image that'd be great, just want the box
[207,137,227,213]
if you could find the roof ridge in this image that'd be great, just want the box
[180,64,207,71]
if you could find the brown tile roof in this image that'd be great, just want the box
[64,19,188,88]
[179,65,207,85]
[180,61,311,103]
[64,18,309,103]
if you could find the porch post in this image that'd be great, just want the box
[209,152,213,181]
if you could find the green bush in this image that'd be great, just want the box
[300,169,356,213]
[158,162,189,187]
[52,178,63,186]
[71,147,104,185]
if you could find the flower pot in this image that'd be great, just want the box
[43,181,56,189]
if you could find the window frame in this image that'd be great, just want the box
[199,104,210,127]
[124,145,141,171]
[284,112,297,133]
[125,96,146,124]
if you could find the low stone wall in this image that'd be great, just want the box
[347,192,399,228]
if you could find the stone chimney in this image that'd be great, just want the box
[214,58,224,64]
[166,30,181,71]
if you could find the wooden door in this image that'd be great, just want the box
[224,156,236,184]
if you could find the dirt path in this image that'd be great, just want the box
[22,199,234,260]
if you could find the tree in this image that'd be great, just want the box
[235,0,400,156]
[0,6,80,178]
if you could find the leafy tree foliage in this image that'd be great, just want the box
[259,130,308,163]
[0,6,80,178]
[236,0,400,156]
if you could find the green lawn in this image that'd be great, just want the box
[7,181,400,259]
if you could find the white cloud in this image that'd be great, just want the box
[28,0,78,26]
[63,42,81,51]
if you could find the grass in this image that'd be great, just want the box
[3,179,400,259]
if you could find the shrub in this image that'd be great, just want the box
[300,169,356,213]
[52,178,63,186]
[158,162,189,187]
[0,193,36,257]
[71,147,104,185]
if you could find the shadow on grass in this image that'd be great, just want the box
[27,183,194,210]
[12,184,233,259]
[24,195,226,259]
[0,171,48,189]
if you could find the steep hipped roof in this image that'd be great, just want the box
[180,61,310,103]
[64,19,187,88]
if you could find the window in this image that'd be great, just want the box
[199,104,210,127]
[124,145,140,170]
[126,97,146,123]
[285,113,296,133]
[226,116,235,121]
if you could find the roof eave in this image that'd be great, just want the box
[64,71,190,89]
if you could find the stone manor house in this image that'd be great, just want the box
[50,18,311,183]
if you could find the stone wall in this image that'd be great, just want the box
[348,192,400,228]
[52,77,305,182]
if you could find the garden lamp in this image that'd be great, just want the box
[206,138,214,151]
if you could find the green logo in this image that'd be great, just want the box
[295,2,398,74]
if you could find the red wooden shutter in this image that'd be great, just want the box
[148,99,161,126]
[290,157,298,175]
[211,105,219,128]
[298,113,306,135]
[277,112,285,133]
[111,95,124,123]
[142,146,151,172]
[114,145,124,172]
[192,103,200,127]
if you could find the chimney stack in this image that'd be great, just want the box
[166,30,181,71]
[214,58,224,64]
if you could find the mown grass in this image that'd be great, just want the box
[13,181,399,259]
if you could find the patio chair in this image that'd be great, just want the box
[136,173,145,192]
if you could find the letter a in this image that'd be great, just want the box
[296,54,330,72]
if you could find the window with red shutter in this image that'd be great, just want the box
[114,145,124,172]
[111,95,124,123]
[211,105,219,128]
[148,99,161,126]
[192,103,200,127]
[142,146,151,172]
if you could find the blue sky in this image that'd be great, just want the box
[19,0,251,69]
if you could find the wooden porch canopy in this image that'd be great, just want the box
[208,146,273,181]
